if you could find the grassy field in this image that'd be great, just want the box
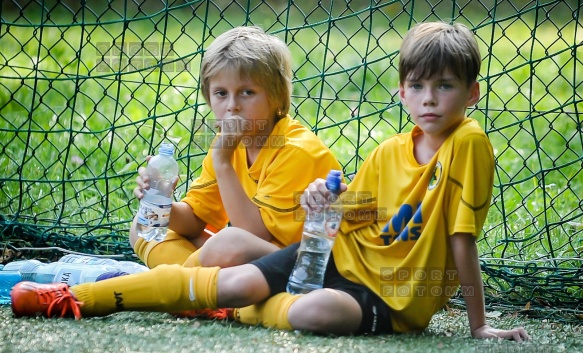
[0,1,582,352]
[1,305,582,353]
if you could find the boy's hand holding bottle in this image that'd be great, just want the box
[300,174,348,213]
[287,170,346,294]
[134,142,180,242]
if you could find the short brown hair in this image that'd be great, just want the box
[399,22,481,87]
[200,26,292,119]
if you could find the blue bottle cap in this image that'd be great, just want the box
[325,170,342,193]
[158,142,175,156]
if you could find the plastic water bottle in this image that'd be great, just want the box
[136,142,179,242]
[58,254,149,274]
[0,265,22,305]
[2,259,42,274]
[2,259,126,286]
[287,170,343,294]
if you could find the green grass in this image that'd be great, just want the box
[1,305,582,353]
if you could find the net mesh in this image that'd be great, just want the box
[0,0,582,320]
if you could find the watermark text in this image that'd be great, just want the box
[95,41,190,73]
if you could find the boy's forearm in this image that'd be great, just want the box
[213,160,273,241]
[449,233,488,335]
[463,275,488,335]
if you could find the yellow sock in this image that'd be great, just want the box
[133,229,197,268]
[70,264,219,317]
[234,292,300,331]
[182,249,202,267]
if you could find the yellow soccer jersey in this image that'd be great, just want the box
[181,115,341,248]
[333,118,494,333]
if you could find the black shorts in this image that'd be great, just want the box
[250,242,393,335]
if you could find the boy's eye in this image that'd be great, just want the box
[241,89,255,96]
[410,83,422,89]
[439,83,453,89]
[214,90,227,97]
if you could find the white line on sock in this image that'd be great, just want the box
[189,277,196,301]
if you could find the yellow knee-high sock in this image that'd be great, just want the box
[133,230,197,268]
[70,264,219,317]
[182,249,202,267]
[234,292,300,331]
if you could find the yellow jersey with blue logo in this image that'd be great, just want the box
[333,118,494,333]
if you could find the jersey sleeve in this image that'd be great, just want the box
[446,133,495,237]
[254,146,341,247]
[181,153,228,230]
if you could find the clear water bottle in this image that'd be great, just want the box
[136,142,179,242]
[0,266,22,305]
[2,259,125,286]
[287,170,343,294]
[2,259,42,273]
[58,254,149,274]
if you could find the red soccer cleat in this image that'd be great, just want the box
[10,281,83,320]
[172,307,233,320]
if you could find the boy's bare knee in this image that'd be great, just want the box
[217,265,270,307]
[199,247,241,267]
[199,227,273,267]
[288,304,330,332]
[287,290,362,335]
[199,229,244,267]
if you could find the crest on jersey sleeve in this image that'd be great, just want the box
[428,161,442,190]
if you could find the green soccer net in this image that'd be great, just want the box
[0,0,581,319]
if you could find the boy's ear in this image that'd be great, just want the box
[466,81,480,107]
[398,83,407,106]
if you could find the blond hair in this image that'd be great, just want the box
[200,26,292,120]
[399,22,481,86]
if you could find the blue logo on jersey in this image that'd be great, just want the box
[380,202,423,245]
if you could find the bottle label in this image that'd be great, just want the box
[137,199,172,227]
[62,256,102,265]
[325,215,341,237]
[54,268,84,286]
